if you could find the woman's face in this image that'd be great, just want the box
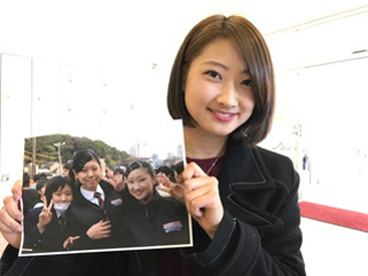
[126,168,155,204]
[74,160,102,191]
[184,38,255,138]
[52,185,73,203]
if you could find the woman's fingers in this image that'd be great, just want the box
[0,207,22,233]
[184,176,218,192]
[42,196,47,207]
[181,163,224,239]
[100,221,112,230]
[0,204,22,247]
[3,195,23,222]
[182,162,207,180]
[184,181,218,217]
[11,180,23,201]
[63,236,80,249]
[47,199,54,211]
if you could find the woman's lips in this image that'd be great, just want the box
[208,108,237,122]
[133,190,143,196]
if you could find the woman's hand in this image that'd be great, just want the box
[182,162,224,239]
[63,236,80,250]
[86,220,111,240]
[37,198,54,233]
[156,174,185,203]
[0,180,23,248]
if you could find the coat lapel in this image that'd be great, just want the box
[218,137,283,229]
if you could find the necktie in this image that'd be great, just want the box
[58,214,67,231]
[94,192,107,217]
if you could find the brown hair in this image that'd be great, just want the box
[167,14,275,145]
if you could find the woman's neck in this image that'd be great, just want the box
[184,126,227,159]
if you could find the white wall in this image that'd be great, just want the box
[1,1,368,200]
[261,10,368,189]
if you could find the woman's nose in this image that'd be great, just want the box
[216,84,237,108]
[130,182,138,191]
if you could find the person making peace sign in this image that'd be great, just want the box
[23,176,75,253]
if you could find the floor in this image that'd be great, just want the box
[301,217,367,275]
[1,184,367,275]
[299,183,367,275]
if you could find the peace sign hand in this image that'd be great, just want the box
[156,174,185,203]
[37,198,54,233]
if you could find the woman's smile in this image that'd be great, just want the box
[207,108,238,122]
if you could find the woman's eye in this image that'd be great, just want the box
[206,70,221,80]
[241,78,252,86]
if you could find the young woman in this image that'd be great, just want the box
[22,176,74,253]
[0,14,305,275]
[66,149,123,250]
[120,160,189,247]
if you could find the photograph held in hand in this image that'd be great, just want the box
[20,133,191,256]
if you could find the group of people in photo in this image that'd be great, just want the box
[21,149,189,253]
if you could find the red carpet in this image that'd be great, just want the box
[299,201,368,232]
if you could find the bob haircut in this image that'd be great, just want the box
[44,176,74,205]
[125,160,154,178]
[167,14,275,145]
[69,149,101,181]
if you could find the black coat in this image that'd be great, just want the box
[66,180,123,250]
[22,207,71,253]
[1,137,305,276]
[191,137,305,275]
[120,191,189,247]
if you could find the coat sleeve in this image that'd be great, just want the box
[0,245,18,276]
[183,170,306,276]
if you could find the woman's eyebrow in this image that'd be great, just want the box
[202,60,228,69]
[202,60,250,74]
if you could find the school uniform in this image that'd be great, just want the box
[22,207,70,253]
[120,190,189,247]
[66,180,123,250]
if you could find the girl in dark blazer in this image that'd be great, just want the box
[0,14,305,276]
[120,160,189,247]
[65,149,123,250]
